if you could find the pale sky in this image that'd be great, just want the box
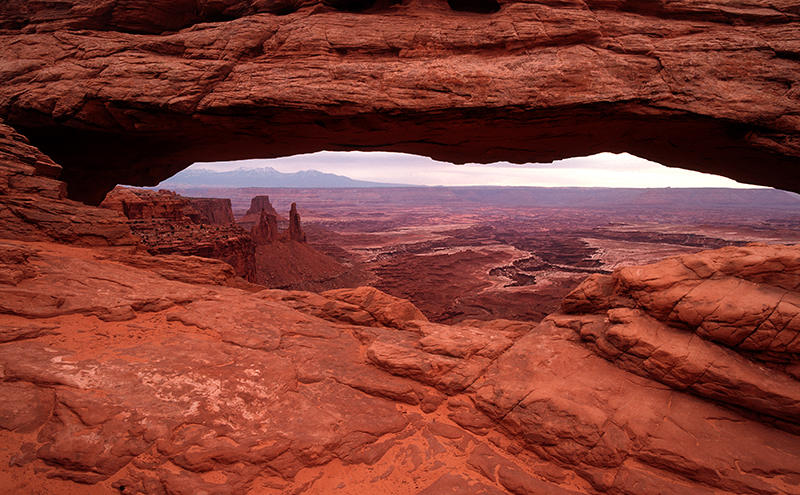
[191,151,758,188]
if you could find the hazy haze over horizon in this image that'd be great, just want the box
[186,151,761,189]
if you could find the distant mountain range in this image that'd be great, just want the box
[158,167,800,211]
[158,167,410,188]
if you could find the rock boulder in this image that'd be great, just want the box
[561,243,800,430]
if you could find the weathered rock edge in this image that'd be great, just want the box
[561,244,800,429]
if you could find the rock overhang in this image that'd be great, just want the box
[0,0,798,204]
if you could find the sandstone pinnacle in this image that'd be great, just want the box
[285,202,307,243]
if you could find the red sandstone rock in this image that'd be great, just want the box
[416,473,508,495]
[560,244,800,429]
[246,197,369,289]
[468,443,581,495]
[0,241,227,322]
[260,289,386,328]
[249,208,279,244]
[283,202,306,242]
[469,319,800,494]
[0,240,413,491]
[252,238,366,290]
[322,286,429,330]
[565,244,800,361]
[0,120,137,245]
[0,382,54,434]
[101,186,259,280]
[183,197,236,226]
[0,2,798,203]
[102,188,357,289]
[100,187,188,222]
[3,235,800,494]
[237,195,285,230]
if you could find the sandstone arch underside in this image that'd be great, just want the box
[1,0,799,204]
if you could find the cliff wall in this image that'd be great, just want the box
[184,197,236,226]
[101,187,258,280]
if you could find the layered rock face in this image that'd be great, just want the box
[249,209,280,244]
[101,186,365,290]
[560,244,800,431]
[237,195,285,230]
[101,187,258,280]
[184,197,236,226]
[101,187,235,227]
[0,119,137,245]
[1,0,799,203]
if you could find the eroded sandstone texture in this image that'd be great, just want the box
[0,120,136,245]
[2,2,800,490]
[101,186,260,280]
[237,196,285,230]
[561,245,800,429]
[1,0,799,203]
[99,186,366,290]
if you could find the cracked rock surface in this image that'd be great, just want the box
[4,237,800,495]
[562,244,800,423]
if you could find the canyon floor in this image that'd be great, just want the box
[171,186,800,324]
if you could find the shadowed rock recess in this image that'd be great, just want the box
[1,0,799,203]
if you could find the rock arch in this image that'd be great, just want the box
[0,0,798,204]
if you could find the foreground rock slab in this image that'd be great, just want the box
[562,244,800,428]
[2,238,800,495]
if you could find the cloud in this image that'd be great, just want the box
[191,151,758,188]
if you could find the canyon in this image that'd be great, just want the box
[99,187,367,291]
[1,0,800,494]
[171,185,800,324]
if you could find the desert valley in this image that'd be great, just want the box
[163,184,800,324]
[2,0,800,494]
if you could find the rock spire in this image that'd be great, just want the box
[250,208,279,245]
[285,202,306,243]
